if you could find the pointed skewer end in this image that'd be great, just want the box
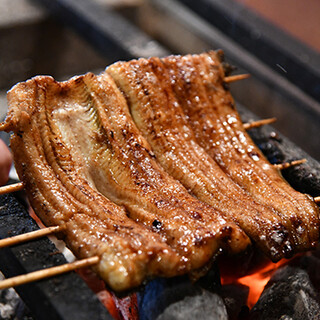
[274,158,307,170]
[224,74,250,83]
[0,182,24,196]
[243,117,277,130]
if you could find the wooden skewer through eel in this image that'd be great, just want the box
[224,74,250,83]
[273,159,307,170]
[0,225,63,248]
[243,117,277,130]
[0,182,24,195]
[0,256,100,290]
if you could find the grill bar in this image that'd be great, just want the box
[35,0,169,62]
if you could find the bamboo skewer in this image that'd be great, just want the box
[274,159,307,170]
[0,256,100,290]
[0,225,63,249]
[243,117,277,130]
[0,182,24,195]
[224,74,250,83]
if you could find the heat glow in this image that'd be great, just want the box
[221,259,288,308]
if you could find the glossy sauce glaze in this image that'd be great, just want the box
[5,77,183,291]
[3,51,319,292]
[4,70,249,290]
[107,57,302,261]
[161,51,319,254]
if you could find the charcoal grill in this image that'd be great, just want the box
[0,0,319,319]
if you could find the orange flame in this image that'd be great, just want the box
[221,259,288,308]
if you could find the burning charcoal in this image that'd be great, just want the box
[156,290,228,320]
[249,266,320,319]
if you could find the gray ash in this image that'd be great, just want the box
[0,273,33,320]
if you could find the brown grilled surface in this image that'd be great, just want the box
[107,56,299,261]
[161,51,319,257]
[3,70,249,291]
[65,72,248,264]
[3,51,319,292]
[5,77,185,291]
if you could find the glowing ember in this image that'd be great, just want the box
[221,259,289,308]
[77,267,139,320]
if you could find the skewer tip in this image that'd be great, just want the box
[243,117,277,130]
[224,74,250,83]
[274,159,307,170]
[0,182,24,196]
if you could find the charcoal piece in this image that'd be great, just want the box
[298,251,320,294]
[138,276,202,320]
[138,269,222,320]
[238,105,320,197]
[248,127,285,165]
[220,283,249,320]
[0,285,19,320]
[156,290,228,320]
[249,266,320,320]
[281,163,320,198]
[0,275,33,320]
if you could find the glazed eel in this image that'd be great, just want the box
[162,51,319,254]
[106,53,318,261]
[3,72,249,290]
[108,58,300,261]
[4,77,184,291]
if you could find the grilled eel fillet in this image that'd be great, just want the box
[4,77,186,291]
[160,51,319,254]
[3,73,249,289]
[108,58,300,261]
